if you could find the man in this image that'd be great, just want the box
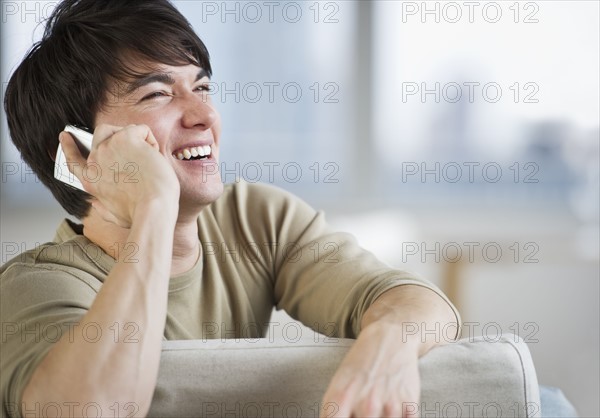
[1,1,460,417]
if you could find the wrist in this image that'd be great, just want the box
[360,320,422,355]
[123,199,177,276]
[133,196,178,225]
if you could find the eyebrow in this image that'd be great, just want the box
[124,69,209,95]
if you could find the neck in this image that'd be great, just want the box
[82,210,200,276]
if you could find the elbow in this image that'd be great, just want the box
[20,372,152,418]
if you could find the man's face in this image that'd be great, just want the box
[95,62,223,210]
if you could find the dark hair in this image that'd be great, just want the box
[4,0,212,218]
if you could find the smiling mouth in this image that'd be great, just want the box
[173,145,212,160]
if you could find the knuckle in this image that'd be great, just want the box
[324,391,353,413]
[402,400,419,416]
[383,400,401,417]
[133,123,148,133]
[324,391,346,406]
[94,123,112,138]
[357,395,381,416]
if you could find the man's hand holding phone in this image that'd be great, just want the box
[59,124,180,228]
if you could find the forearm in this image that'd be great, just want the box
[22,201,177,417]
[360,285,460,356]
[321,284,458,417]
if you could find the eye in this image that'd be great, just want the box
[195,83,213,93]
[141,91,169,101]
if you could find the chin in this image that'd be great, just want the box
[180,180,224,210]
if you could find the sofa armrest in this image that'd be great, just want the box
[149,334,540,417]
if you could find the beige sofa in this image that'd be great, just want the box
[149,334,541,417]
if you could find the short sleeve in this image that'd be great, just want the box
[275,209,455,338]
[233,182,459,339]
[0,263,97,418]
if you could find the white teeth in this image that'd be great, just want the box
[173,145,212,160]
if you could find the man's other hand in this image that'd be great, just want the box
[320,322,420,418]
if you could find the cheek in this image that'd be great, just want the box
[145,123,171,153]
[212,115,222,143]
[123,111,173,148]
[94,110,124,128]
[94,109,143,131]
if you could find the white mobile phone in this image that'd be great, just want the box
[54,125,93,191]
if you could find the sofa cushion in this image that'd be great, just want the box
[149,334,540,417]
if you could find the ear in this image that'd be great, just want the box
[48,147,57,162]
[48,131,66,162]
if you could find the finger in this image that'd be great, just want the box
[321,400,352,418]
[320,401,342,418]
[382,385,405,418]
[353,390,384,418]
[100,124,160,151]
[321,387,359,418]
[128,124,159,150]
[320,393,352,418]
[402,390,420,418]
[91,123,128,150]
[382,400,402,418]
[402,400,419,418]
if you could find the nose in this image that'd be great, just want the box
[179,90,218,130]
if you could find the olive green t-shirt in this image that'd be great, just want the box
[1,181,459,417]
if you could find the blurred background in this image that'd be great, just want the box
[1,0,598,415]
